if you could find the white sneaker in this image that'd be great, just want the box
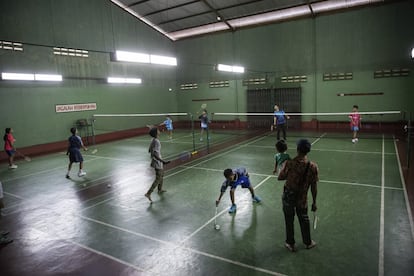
[355,138,358,142]
[352,139,355,143]
[9,164,18,169]
[199,137,203,141]
[78,171,86,177]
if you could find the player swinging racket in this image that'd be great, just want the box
[273,105,290,141]
[3,128,17,169]
[349,105,361,143]
[145,127,170,203]
[215,167,262,213]
[159,115,173,139]
[66,127,88,178]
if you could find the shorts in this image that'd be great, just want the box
[351,126,359,132]
[5,149,15,157]
[230,176,251,190]
[201,123,208,129]
[166,126,173,131]
[68,149,84,163]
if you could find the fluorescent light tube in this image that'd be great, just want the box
[217,64,245,73]
[115,50,150,63]
[1,72,35,80]
[150,55,177,66]
[107,77,142,84]
[35,74,63,81]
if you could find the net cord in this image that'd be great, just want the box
[213,111,401,116]
[93,113,188,117]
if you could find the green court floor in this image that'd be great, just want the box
[0,131,413,275]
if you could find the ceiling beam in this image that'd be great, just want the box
[201,0,233,30]
[144,0,201,17]
[128,0,151,8]
[157,0,265,26]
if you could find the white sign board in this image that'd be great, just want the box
[55,103,97,113]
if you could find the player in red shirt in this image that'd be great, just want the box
[3,128,17,169]
[349,105,361,143]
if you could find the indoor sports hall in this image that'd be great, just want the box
[0,1,413,276]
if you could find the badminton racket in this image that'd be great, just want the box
[214,205,220,230]
[179,151,191,162]
[197,103,207,114]
[313,212,318,230]
[15,150,31,162]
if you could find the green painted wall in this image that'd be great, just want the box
[1,0,413,149]
[0,0,177,147]
[175,1,414,120]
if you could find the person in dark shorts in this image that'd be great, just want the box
[66,127,88,178]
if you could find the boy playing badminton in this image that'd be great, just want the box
[198,110,209,141]
[159,115,173,139]
[273,140,290,176]
[278,139,318,252]
[3,128,17,169]
[215,167,262,213]
[273,105,290,141]
[145,127,170,203]
[349,105,361,143]
[66,127,88,178]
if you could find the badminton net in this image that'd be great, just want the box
[210,110,406,140]
[92,112,190,142]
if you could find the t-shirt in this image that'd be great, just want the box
[278,156,319,208]
[199,114,209,128]
[275,152,291,173]
[220,167,249,192]
[149,138,163,169]
[4,133,15,151]
[274,111,286,125]
[68,135,83,150]
[164,118,173,130]
[349,112,361,127]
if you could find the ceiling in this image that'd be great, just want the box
[110,0,391,41]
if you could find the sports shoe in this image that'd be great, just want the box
[158,190,167,194]
[78,171,86,177]
[305,240,317,249]
[199,137,203,141]
[0,236,13,245]
[9,164,18,169]
[285,243,296,252]
[228,204,237,213]
[65,174,70,179]
[352,139,356,143]
[355,138,359,142]
[253,195,262,203]
[144,193,153,202]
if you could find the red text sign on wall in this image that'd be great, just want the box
[55,103,97,113]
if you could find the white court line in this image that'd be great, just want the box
[393,137,414,241]
[3,191,25,199]
[80,214,286,276]
[80,135,269,212]
[1,157,100,183]
[311,133,326,145]
[245,144,395,155]
[378,135,385,276]
[181,175,272,244]
[30,227,146,273]
[178,166,403,191]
